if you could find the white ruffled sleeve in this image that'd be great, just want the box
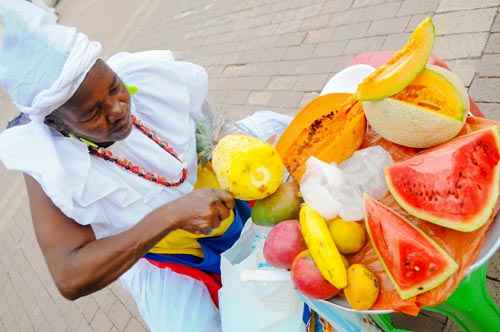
[0,121,90,221]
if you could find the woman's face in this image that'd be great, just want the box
[46,59,132,145]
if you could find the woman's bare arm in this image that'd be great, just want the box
[24,175,233,300]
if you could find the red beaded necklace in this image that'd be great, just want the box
[88,115,188,187]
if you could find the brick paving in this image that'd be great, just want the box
[0,0,499,331]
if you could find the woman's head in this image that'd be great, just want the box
[45,59,132,145]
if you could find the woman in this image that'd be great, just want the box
[0,2,251,331]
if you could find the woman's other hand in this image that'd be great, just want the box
[173,189,235,235]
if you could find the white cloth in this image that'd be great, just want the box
[0,0,101,121]
[29,0,57,16]
[0,51,222,332]
[123,259,221,332]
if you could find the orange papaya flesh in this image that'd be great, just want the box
[276,93,366,181]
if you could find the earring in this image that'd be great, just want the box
[69,133,99,148]
[127,84,139,95]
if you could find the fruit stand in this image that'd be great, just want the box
[199,16,500,332]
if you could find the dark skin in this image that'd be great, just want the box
[26,59,234,300]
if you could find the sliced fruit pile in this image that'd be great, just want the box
[351,118,500,315]
[209,15,499,316]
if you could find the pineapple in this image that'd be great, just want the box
[212,134,285,200]
[195,162,220,189]
[194,103,223,189]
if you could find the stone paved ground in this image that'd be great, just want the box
[0,0,499,331]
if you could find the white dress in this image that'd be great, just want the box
[0,51,222,332]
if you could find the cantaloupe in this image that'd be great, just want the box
[356,17,435,101]
[362,65,468,148]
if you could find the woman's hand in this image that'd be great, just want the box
[172,189,235,234]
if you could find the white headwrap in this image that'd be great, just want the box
[0,0,101,121]
[0,0,103,218]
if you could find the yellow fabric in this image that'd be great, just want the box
[194,163,220,190]
[149,210,235,257]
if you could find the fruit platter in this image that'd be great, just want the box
[203,16,500,319]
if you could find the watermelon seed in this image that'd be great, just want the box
[418,287,424,291]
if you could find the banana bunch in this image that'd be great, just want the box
[299,204,347,289]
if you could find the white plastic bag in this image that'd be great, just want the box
[234,111,292,142]
[300,146,393,221]
[219,222,305,332]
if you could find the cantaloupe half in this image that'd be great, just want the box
[356,17,435,101]
[362,65,469,148]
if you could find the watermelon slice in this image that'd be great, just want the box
[364,195,458,300]
[386,126,500,232]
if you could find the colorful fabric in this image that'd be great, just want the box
[121,259,222,332]
[305,311,334,332]
[147,211,235,257]
[146,260,222,307]
[145,200,251,273]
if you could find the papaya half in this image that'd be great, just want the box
[276,93,366,181]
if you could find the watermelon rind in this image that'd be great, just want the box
[386,126,500,232]
[364,194,458,300]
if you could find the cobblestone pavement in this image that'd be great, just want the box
[0,0,499,331]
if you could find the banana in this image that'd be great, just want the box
[299,204,347,289]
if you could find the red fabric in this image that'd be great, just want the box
[146,259,221,307]
[351,51,484,117]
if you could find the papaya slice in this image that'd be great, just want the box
[356,17,435,101]
[276,93,366,181]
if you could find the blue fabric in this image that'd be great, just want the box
[144,200,251,273]
[303,304,311,325]
[6,113,30,129]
